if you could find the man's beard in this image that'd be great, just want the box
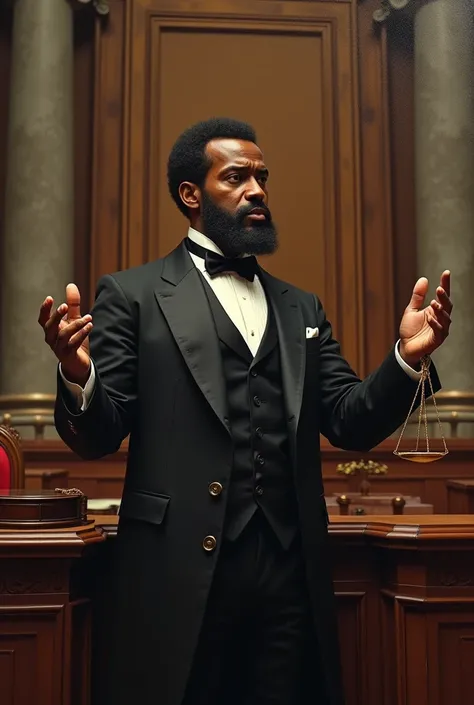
[200,192,278,258]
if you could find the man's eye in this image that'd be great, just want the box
[227,174,241,184]
[259,176,268,185]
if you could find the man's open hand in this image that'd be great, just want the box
[399,270,452,367]
[38,283,92,386]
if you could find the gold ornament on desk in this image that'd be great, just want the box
[336,459,388,496]
[393,355,448,463]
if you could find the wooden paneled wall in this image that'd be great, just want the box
[0,0,417,379]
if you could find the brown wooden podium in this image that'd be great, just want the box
[1,507,474,705]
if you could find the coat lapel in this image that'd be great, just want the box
[155,242,230,434]
[260,270,306,432]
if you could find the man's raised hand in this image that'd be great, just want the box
[38,283,92,386]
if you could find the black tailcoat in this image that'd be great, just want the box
[55,241,438,705]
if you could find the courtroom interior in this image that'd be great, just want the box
[0,0,473,704]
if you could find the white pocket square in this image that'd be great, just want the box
[306,326,319,339]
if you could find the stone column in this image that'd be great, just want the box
[0,0,74,434]
[414,0,474,393]
[375,0,474,436]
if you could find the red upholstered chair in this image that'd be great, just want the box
[0,424,24,490]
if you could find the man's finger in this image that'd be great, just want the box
[44,303,67,329]
[434,289,453,316]
[43,304,68,345]
[407,277,429,311]
[55,315,92,348]
[67,322,93,350]
[430,304,451,328]
[38,297,54,328]
[437,284,452,314]
[440,270,451,298]
[66,283,82,321]
[47,314,90,351]
[427,315,445,335]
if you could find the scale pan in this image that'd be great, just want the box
[393,451,448,464]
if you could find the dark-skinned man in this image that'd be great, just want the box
[39,118,452,705]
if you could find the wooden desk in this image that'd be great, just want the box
[0,520,105,705]
[1,515,474,705]
[330,515,474,705]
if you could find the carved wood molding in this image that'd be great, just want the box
[0,560,68,594]
[329,517,474,543]
[0,523,107,556]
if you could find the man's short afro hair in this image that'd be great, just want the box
[167,117,258,217]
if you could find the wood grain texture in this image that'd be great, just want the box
[447,480,474,514]
[1,515,474,704]
[330,515,474,705]
[0,522,105,705]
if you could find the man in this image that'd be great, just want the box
[38,118,452,705]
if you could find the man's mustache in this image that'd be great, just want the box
[237,201,272,222]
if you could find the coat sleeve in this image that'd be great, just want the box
[314,295,441,451]
[54,274,138,460]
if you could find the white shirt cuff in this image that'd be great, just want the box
[59,362,96,412]
[394,340,422,381]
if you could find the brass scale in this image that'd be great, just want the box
[394,355,448,463]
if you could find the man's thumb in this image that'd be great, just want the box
[407,277,428,311]
[66,283,81,320]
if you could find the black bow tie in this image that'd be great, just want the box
[185,238,259,282]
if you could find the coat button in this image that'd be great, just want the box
[255,486,264,496]
[202,535,217,552]
[208,482,223,497]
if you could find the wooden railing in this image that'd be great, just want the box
[2,390,474,440]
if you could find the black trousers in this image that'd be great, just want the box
[183,512,317,705]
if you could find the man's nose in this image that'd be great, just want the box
[244,177,266,201]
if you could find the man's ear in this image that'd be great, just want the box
[179,182,200,212]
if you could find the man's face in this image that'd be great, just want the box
[199,138,278,258]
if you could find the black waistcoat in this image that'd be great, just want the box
[201,277,299,550]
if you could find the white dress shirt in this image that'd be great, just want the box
[186,227,268,355]
[61,227,420,410]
